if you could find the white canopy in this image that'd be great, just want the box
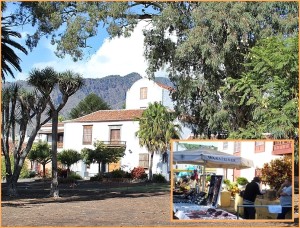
[173,148,253,170]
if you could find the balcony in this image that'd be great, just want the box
[272,141,292,155]
[102,141,126,148]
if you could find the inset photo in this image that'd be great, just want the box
[171,140,294,221]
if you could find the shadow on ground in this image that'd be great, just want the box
[1,179,170,206]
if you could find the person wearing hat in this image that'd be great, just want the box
[242,176,264,219]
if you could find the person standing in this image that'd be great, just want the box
[276,178,292,219]
[242,177,264,219]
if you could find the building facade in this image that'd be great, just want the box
[36,78,192,179]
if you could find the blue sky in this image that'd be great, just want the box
[4,2,167,82]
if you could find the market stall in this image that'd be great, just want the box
[172,148,253,220]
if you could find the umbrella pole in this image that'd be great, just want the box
[202,165,206,192]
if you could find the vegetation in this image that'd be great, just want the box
[227,35,298,139]
[1,83,51,196]
[28,67,84,197]
[109,169,131,179]
[261,156,292,190]
[152,173,167,183]
[81,140,126,175]
[28,140,52,178]
[69,93,110,119]
[236,177,249,186]
[136,102,181,180]
[1,67,83,197]
[1,156,30,179]
[131,167,147,180]
[57,149,81,177]
[1,2,28,81]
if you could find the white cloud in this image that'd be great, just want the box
[28,21,168,79]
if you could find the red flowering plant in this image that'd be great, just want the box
[131,167,147,180]
[261,156,292,190]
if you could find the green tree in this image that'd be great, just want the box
[28,67,83,197]
[57,149,81,177]
[69,93,110,119]
[81,141,126,175]
[9,2,298,139]
[226,35,298,139]
[136,102,181,180]
[28,140,52,178]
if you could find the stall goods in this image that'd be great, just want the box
[173,203,238,220]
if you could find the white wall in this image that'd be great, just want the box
[64,120,150,177]
[126,78,164,109]
[217,141,282,184]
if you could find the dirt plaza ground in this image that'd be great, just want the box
[1,179,299,227]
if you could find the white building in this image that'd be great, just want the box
[172,140,292,188]
[60,78,192,179]
[216,141,292,185]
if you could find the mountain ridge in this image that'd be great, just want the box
[3,72,173,118]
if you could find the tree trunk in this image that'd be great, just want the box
[101,161,106,173]
[43,163,46,178]
[5,161,23,197]
[50,110,59,198]
[6,175,18,197]
[98,162,101,175]
[149,152,154,180]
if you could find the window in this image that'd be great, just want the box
[255,141,265,153]
[83,125,93,145]
[139,153,149,168]
[223,142,228,150]
[140,87,148,99]
[234,142,241,153]
[110,129,120,144]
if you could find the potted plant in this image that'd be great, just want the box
[222,179,231,191]
[236,177,249,189]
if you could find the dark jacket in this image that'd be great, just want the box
[243,181,263,204]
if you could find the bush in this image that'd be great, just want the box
[57,168,68,178]
[68,172,82,180]
[58,172,82,184]
[261,156,292,190]
[1,156,30,179]
[29,171,37,178]
[110,169,126,178]
[131,167,147,179]
[37,168,51,178]
[90,174,103,182]
[236,177,249,185]
[152,174,166,183]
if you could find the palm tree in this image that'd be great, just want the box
[1,26,28,81]
[136,102,181,180]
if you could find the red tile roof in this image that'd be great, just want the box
[43,122,64,127]
[155,82,175,92]
[66,109,144,123]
